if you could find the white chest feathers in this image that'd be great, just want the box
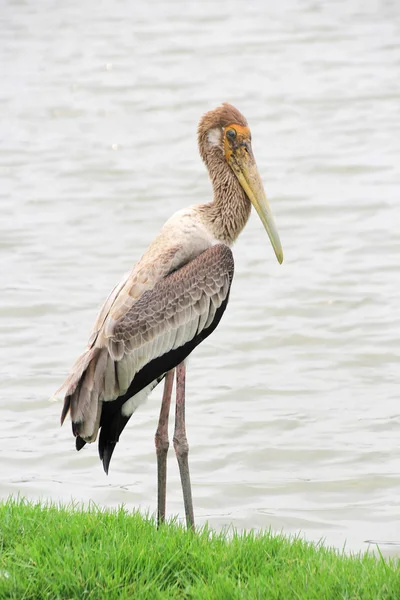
[162,209,220,254]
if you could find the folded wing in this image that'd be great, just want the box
[59,244,234,470]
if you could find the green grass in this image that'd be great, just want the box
[0,498,399,599]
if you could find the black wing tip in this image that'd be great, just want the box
[75,436,86,451]
[99,425,117,475]
[100,442,116,475]
[98,411,131,476]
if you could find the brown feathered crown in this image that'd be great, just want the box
[197,103,248,164]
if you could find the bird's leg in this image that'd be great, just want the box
[173,361,195,531]
[155,369,174,527]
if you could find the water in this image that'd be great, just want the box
[1,0,400,555]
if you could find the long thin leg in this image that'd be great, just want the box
[155,369,174,527]
[173,361,195,531]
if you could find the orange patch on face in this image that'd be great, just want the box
[223,124,251,161]
[226,124,251,138]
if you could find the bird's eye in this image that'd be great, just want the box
[226,129,237,140]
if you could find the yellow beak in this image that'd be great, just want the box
[228,143,283,264]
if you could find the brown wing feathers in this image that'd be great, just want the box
[60,244,234,470]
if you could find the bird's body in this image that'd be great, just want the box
[57,103,283,528]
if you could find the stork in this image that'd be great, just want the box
[57,103,283,530]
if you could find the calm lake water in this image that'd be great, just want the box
[1,0,400,555]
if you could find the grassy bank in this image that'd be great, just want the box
[0,499,399,599]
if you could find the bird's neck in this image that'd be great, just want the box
[199,152,251,246]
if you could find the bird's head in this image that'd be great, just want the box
[198,103,283,264]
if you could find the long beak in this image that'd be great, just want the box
[229,144,283,264]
